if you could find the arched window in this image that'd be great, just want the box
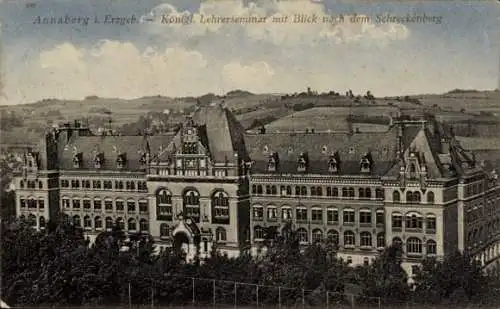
[160,223,170,238]
[393,190,400,202]
[140,219,148,232]
[128,218,137,231]
[316,187,323,196]
[183,190,200,222]
[375,188,384,199]
[332,187,338,196]
[84,215,92,229]
[427,191,435,203]
[254,226,265,240]
[20,180,25,189]
[426,214,437,232]
[39,216,46,229]
[116,217,125,230]
[365,188,371,198]
[115,199,124,211]
[360,232,372,247]
[342,187,348,197]
[281,206,292,220]
[406,237,423,255]
[95,216,102,229]
[216,227,227,242]
[406,191,413,202]
[426,239,437,255]
[271,185,277,195]
[327,229,339,244]
[157,189,173,219]
[257,185,263,195]
[344,230,355,247]
[286,186,292,195]
[297,228,308,244]
[405,212,423,229]
[73,215,81,227]
[28,214,37,227]
[312,229,323,243]
[253,205,264,220]
[300,186,307,196]
[377,232,385,248]
[348,187,355,197]
[212,191,229,222]
[358,188,365,198]
[413,191,421,202]
[127,199,136,213]
[105,217,113,230]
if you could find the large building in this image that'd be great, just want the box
[12,103,500,273]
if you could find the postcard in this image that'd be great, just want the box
[1,0,500,308]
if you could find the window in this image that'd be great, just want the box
[80,198,90,210]
[60,180,70,188]
[115,181,124,190]
[405,213,423,230]
[103,180,112,189]
[20,180,25,189]
[359,210,371,225]
[363,257,370,266]
[28,214,37,227]
[376,210,384,225]
[375,188,384,199]
[393,190,400,202]
[38,181,43,189]
[327,208,339,223]
[297,228,308,244]
[377,233,385,248]
[127,199,136,213]
[104,198,113,212]
[71,180,80,188]
[20,198,26,208]
[116,217,125,230]
[183,190,200,222]
[346,256,352,264]
[392,213,403,229]
[406,237,423,255]
[281,207,292,220]
[212,191,230,221]
[62,197,70,209]
[84,216,92,229]
[300,186,307,196]
[105,217,113,230]
[253,205,264,220]
[392,237,402,246]
[115,199,124,212]
[73,215,81,227]
[360,232,372,247]
[296,207,308,222]
[39,216,46,229]
[312,229,323,243]
[348,188,355,197]
[93,180,101,189]
[267,206,278,221]
[82,180,90,189]
[426,215,436,233]
[94,198,102,211]
[311,208,323,223]
[27,197,36,209]
[157,189,173,220]
[160,223,170,238]
[216,227,227,242]
[128,218,137,231]
[407,191,421,203]
[139,200,148,213]
[426,240,437,255]
[344,231,355,247]
[72,199,81,210]
[327,230,339,244]
[140,219,148,232]
[311,187,323,196]
[38,198,45,209]
[254,226,265,240]
[343,209,355,224]
[427,192,435,203]
[95,216,103,229]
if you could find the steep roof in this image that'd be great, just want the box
[58,134,174,172]
[191,104,250,163]
[245,129,399,176]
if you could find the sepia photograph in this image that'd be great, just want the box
[1,0,500,308]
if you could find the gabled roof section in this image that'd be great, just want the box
[59,134,174,172]
[245,129,398,175]
[191,103,249,163]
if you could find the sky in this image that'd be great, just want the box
[0,0,499,105]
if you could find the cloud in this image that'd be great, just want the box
[143,0,409,46]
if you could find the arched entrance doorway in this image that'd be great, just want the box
[173,232,190,255]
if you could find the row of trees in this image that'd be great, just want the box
[2,218,500,307]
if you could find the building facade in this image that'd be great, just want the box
[12,103,500,272]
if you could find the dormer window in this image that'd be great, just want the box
[73,152,83,168]
[297,152,309,172]
[360,152,373,173]
[94,152,104,169]
[116,153,127,169]
[268,152,279,172]
[140,152,149,166]
[26,152,39,170]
